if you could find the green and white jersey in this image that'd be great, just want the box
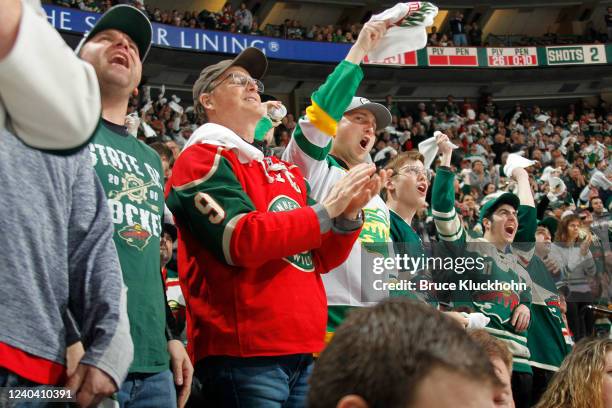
[431,166,535,373]
[526,255,571,371]
[389,209,424,255]
[90,121,168,373]
[283,61,393,331]
[389,209,426,301]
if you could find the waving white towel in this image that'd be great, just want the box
[418,131,458,169]
[503,153,537,177]
[367,2,438,62]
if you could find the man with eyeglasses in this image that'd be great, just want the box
[432,133,537,408]
[166,46,384,407]
[78,6,192,407]
[282,20,395,338]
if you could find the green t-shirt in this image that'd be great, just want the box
[90,121,168,373]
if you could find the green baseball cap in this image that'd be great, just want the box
[76,5,153,62]
[538,216,558,237]
[479,192,520,224]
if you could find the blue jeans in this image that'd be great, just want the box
[117,369,176,408]
[453,33,468,46]
[0,368,70,407]
[194,354,314,408]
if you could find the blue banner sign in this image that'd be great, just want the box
[44,5,351,62]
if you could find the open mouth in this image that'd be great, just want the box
[504,225,516,236]
[110,54,129,69]
[416,183,428,195]
[359,136,370,150]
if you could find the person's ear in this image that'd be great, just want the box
[132,87,139,97]
[199,93,214,110]
[482,217,490,232]
[336,395,369,408]
[385,176,395,193]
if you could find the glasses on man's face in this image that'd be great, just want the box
[209,72,264,94]
[394,165,430,181]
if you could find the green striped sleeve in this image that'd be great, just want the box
[310,60,363,122]
[166,152,256,265]
[293,124,332,161]
[432,167,465,243]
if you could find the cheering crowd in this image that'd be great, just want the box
[2,1,612,408]
[50,0,612,46]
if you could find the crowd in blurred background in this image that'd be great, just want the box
[50,0,612,46]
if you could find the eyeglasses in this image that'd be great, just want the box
[393,165,430,180]
[208,72,264,94]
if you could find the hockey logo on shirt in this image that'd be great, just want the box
[359,208,390,257]
[268,195,315,272]
[545,295,564,325]
[118,223,152,251]
[474,290,520,324]
[89,142,163,251]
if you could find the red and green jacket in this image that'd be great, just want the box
[165,123,361,363]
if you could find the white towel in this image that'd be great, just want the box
[462,312,491,329]
[418,131,457,169]
[366,2,438,62]
[183,123,264,164]
[503,153,536,177]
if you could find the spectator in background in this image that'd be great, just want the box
[427,25,439,44]
[308,299,500,408]
[78,6,193,407]
[439,33,451,46]
[249,19,262,35]
[550,214,596,340]
[234,2,252,33]
[469,22,483,46]
[160,222,186,339]
[590,197,611,248]
[564,166,588,203]
[535,337,612,408]
[78,0,102,13]
[469,158,493,193]
[444,94,460,117]
[384,94,401,117]
[150,141,174,182]
[450,11,468,46]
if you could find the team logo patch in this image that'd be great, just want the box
[268,195,315,272]
[359,208,390,256]
[545,295,563,324]
[118,223,151,251]
[474,289,520,324]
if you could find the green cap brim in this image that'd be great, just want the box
[77,5,152,62]
[479,192,520,224]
